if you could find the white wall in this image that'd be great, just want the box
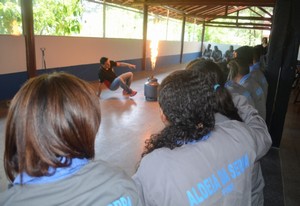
[183,41,201,54]
[0,36,27,74]
[35,36,143,70]
[0,36,201,75]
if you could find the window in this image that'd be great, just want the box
[185,21,202,42]
[79,1,103,37]
[105,5,143,39]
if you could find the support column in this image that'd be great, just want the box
[200,21,206,56]
[142,5,148,70]
[180,15,186,63]
[21,0,36,78]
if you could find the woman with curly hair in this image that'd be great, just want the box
[133,69,271,206]
[0,72,142,206]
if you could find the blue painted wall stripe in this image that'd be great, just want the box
[0,52,200,100]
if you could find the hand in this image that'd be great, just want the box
[129,64,136,69]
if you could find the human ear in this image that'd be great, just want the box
[159,107,169,126]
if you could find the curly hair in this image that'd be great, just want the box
[142,70,216,156]
[186,59,242,122]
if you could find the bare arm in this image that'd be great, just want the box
[116,62,136,69]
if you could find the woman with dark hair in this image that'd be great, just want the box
[133,69,271,206]
[226,59,255,107]
[251,45,268,96]
[186,59,242,122]
[188,59,268,206]
[0,72,142,206]
[228,58,266,120]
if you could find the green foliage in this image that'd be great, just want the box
[0,1,22,34]
[33,0,83,35]
[204,7,270,46]
[0,0,83,35]
[204,27,263,46]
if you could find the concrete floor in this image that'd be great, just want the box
[0,63,299,205]
[0,63,184,192]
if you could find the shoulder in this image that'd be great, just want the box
[213,119,255,148]
[1,160,141,205]
[82,159,131,181]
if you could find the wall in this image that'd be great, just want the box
[0,35,201,100]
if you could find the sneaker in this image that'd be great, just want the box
[122,90,129,96]
[129,90,137,97]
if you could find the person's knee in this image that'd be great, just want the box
[126,71,133,76]
[123,72,133,79]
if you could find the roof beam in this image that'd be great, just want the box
[207,21,272,27]
[133,0,275,7]
[248,7,264,17]
[258,7,273,17]
[205,24,271,30]
[190,15,272,22]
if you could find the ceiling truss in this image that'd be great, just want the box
[95,0,276,30]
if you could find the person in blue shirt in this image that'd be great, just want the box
[250,45,268,97]
[233,46,266,120]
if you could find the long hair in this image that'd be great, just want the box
[187,59,242,122]
[142,70,215,156]
[4,72,101,183]
[227,59,240,81]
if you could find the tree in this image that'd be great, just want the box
[0,0,83,35]
[33,0,83,35]
[0,1,22,35]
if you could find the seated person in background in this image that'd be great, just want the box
[224,45,234,62]
[211,45,223,62]
[0,73,143,206]
[251,45,268,98]
[98,57,137,97]
[133,67,271,205]
[203,43,212,59]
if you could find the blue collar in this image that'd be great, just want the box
[178,132,211,145]
[225,80,233,88]
[250,62,260,72]
[239,73,250,85]
[14,158,89,185]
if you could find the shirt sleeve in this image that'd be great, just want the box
[232,94,272,160]
[110,60,117,68]
[98,69,104,83]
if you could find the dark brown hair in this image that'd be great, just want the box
[142,70,215,156]
[4,72,101,183]
[186,59,242,122]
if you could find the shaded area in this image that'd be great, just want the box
[261,148,284,206]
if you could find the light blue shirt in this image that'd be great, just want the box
[14,157,89,185]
